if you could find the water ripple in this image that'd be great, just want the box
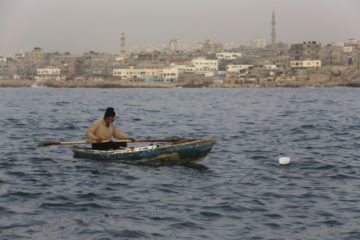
[1,88,360,240]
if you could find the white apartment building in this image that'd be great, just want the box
[0,57,6,63]
[113,68,137,80]
[226,64,253,72]
[192,58,218,71]
[113,68,161,81]
[113,69,129,80]
[216,52,242,60]
[37,67,61,75]
[36,67,62,80]
[162,68,179,82]
[289,60,321,68]
[175,65,195,73]
[113,67,178,82]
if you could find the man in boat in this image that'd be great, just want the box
[86,107,133,150]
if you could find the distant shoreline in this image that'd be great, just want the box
[1,79,360,88]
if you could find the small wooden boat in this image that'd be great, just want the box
[73,138,216,166]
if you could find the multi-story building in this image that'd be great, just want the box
[344,39,360,52]
[79,51,115,79]
[174,65,196,73]
[47,52,76,65]
[46,52,77,79]
[289,41,321,60]
[0,57,18,80]
[322,44,345,66]
[170,57,192,68]
[272,56,291,68]
[226,64,253,72]
[289,60,321,68]
[36,67,62,80]
[216,52,242,60]
[162,68,179,82]
[192,58,218,71]
[113,68,135,81]
[133,50,168,64]
[113,67,178,82]
[0,57,8,79]
[65,64,76,79]
[12,53,26,79]
[200,39,224,53]
[23,47,47,78]
[37,67,61,75]
[25,47,46,65]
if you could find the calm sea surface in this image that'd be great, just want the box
[1,87,360,240]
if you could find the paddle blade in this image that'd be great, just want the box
[37,141,61,147]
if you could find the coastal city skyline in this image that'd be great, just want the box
[1,0,359,89]
[1,0,360,56]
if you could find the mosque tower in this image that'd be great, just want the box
[271,10,276,46]
[120,32,126,56]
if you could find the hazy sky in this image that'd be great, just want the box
[1,0,359,56]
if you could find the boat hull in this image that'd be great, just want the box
[73,138,216,166]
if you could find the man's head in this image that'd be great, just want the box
[104,107,115,125]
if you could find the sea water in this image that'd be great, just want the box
[0,87,360,240]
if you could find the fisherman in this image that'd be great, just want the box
[86,107,134,150]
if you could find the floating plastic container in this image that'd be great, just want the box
[279,156,291,165]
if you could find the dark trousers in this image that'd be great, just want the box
[92,141,127,150]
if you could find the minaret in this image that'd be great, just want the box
[271,10,276,46]
[120,32,126,56]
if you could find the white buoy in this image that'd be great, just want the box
[279,156,291,165]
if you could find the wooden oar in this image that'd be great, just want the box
[37,138,186,147]
[37,140,98,147]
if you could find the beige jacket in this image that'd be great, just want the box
[86,118,128,142]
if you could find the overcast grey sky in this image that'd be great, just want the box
[0,0,359,56]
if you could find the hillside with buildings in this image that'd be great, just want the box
[1,20,360,88]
